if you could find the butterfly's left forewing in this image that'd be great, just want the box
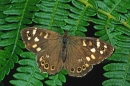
[21,27,64,74]
[21,27,61,54]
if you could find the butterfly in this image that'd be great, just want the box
[21,27,114,77]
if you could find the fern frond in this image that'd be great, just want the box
[45,69,67,86]
[10,52,48,86]
[10,51,66,86]
[63,0,97,36]
[78,0,130,86]
[0,0,39,82]
[33,0,70,34]
[103,30,130,86]
[1,0,130,86]
[79,0,130,86]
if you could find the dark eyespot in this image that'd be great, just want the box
[27,33,31,37]
[41,56,44,59]
[41,61,44,65]
[41,60,45,66]
[77,67,81,72]
[82,65,86,70]
[45,63,49,68]
[71,68,75,72]
[51,65,55,70]
[101,47,104,50]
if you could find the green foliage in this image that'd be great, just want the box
[45,71,67,86]
[0,0,130,86]
[90,0,130,86]
[10,52,48,86]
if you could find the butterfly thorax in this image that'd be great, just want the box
[62,31,68,62]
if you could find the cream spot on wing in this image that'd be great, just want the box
[34,37,39,42]
[90,48,96,53]
[104,45,107,48]
[46,54,49,58]
[36,47,41,52]
[39,56,44,62]
[83,40,87,46]
[40,32,43,36]
[100,51,103,54]
[32,44,37,48]
[78,59,82,62]
[86,57,91,61]
[44,32,48,39]
[88,41,92,46]
[97,39,100,48]
[85,63,89,67]
[32,28,37,36]
[26,31,29,33]
[91,54,96,59]
[28,37,31,40]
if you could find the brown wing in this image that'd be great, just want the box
[64,36,114,77]
[21,27,61,54]
[21,27,63,74]
[36,40,63,75]
[64,43,93,77]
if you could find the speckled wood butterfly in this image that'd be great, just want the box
[21,27,114,77]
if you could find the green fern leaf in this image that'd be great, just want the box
[10,52,47,86]
[1,0,130,85]
[1,30,17,38]
[102,79,130,86]
[58,73,66,83]
[45,74,63,86]
[0,0,40,82]
[80,0,130,86]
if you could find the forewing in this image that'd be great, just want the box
[64,36,114,77]
[78,37,114,64]
[21,27,63,74]
[21,27,61,54]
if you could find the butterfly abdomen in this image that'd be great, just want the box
[62,35,68,62]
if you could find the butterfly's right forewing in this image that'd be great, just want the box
[64,36,114,77]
